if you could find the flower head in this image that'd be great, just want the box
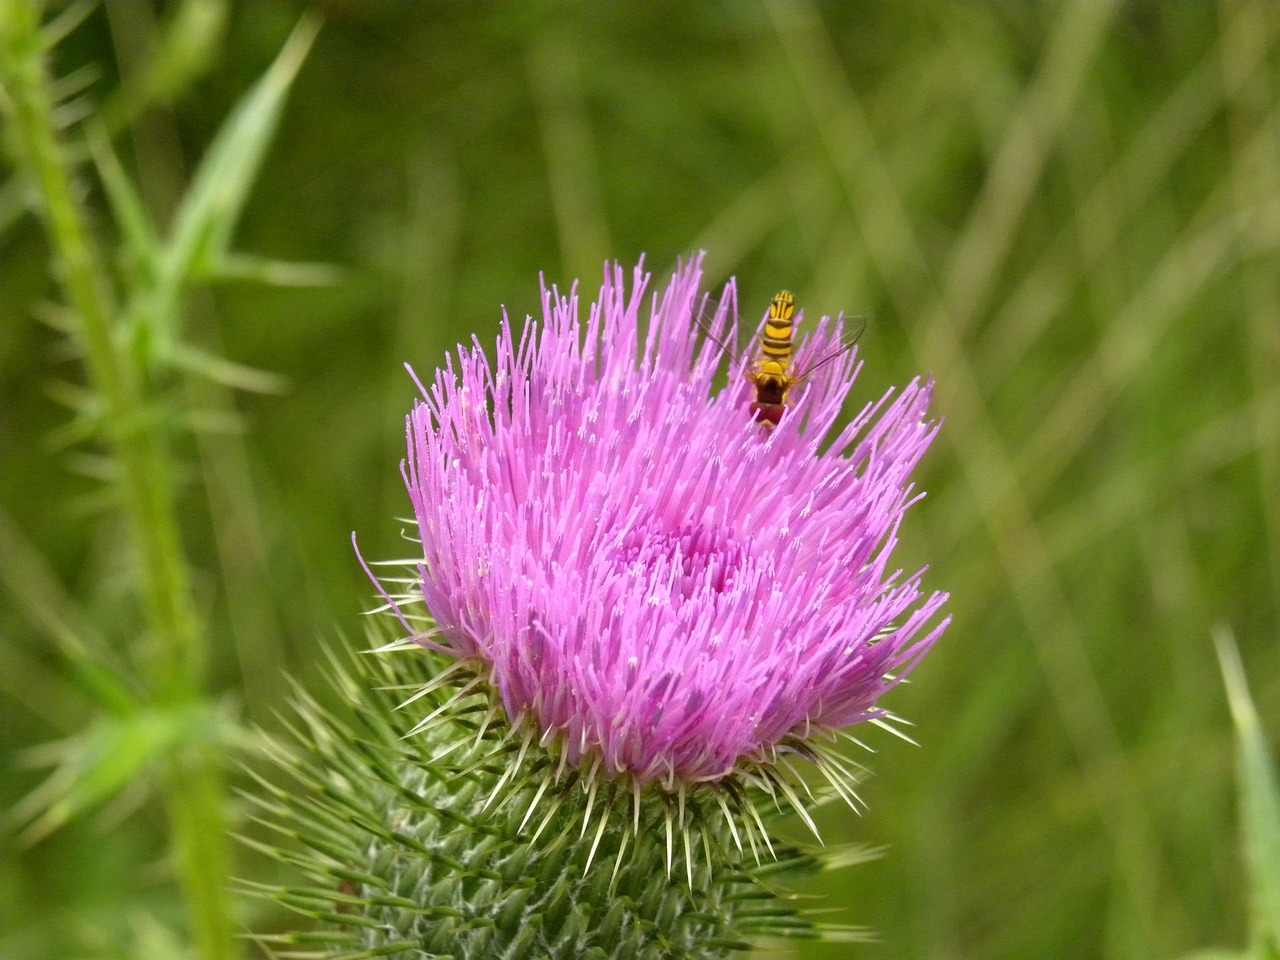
[388,256,947,800]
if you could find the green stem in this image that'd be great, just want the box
[165,749,235,960]
[0,1,204,698]
[0,5,235,959]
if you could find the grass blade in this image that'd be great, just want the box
[1214,625,1280,956]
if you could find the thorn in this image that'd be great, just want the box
[870,716,919,746]
[583,796,610,876]
[744,798,776,861]
[609,823,631,891]
[712,790,742,854]
[579,758,601,840]
[518,774,552,833]
[664,807,674,878]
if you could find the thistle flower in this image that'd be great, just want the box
[380,255,947,846]
[256,256,947,958]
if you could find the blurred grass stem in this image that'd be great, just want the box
[0,4,233,959]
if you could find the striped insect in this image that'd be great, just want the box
[699,290,865,429]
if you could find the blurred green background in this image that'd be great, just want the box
[2,1,1278,958]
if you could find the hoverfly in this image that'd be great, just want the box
[698,290,865,429]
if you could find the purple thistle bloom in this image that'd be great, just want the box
[393,256,948,794]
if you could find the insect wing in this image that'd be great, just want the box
[792,313,867,383]
[692,294,745,367]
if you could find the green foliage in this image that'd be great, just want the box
[11,698,241,845]
[0,6,320,959]
[99,15,322,395]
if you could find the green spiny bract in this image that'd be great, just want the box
[243,645,867,960]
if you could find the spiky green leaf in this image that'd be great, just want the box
[10,699,242,843]
[149,15,319,343]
